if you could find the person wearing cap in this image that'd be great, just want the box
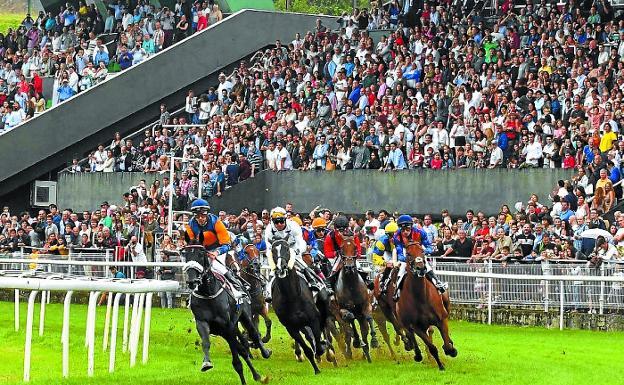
[372,221,399,293]
[184,199,247,300]
[57,78,76,102]
[392,215,446,300]
[324,215,368,289]
[264,206,327,300]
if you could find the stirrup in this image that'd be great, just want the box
[393,289,400,302]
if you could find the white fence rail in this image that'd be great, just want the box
[2,254,624,331]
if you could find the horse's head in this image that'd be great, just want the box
[242,244,262,273]
[405,242,426,277]
[181,245,212,289]
[341,236,358,272]
[271,238,295,278]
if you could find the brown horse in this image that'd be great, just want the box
[395,242,457,370]
[239,244,272,343]
[373,265,412,352]
[334,236,374,362]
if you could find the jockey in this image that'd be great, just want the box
[264,206,327,300]
[184,199,247,300]
[372,221,398,294]
[304,217,328,262]
[325,215,372,290]
[393,215,448,300]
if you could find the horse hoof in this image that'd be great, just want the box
[261,349,272,359]
[260,375,270,384]
[353,340,361,348]
[445,347,458,358]
[261,335,271,344]
[413,353,423,362]
[201,361,214,372]
[371,337,379,349]
[364,353,372,363]
[394,335,401,346]
[314,369,321,375]
[438,365,446,371]
[295,354,304,362]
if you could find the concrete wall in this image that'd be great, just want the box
[208,169,575,216]
[58,169,574,215]
[0,10,338,198]
[57,173,165,212]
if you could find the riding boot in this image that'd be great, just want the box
[224,271,248,301]
[425,270,448,293]
[380,268,392,295]
[393,273,406,302]
[304,267,322,292]
[326,269,339,292]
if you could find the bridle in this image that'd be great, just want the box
[406,242,426,277]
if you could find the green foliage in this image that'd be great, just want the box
[274,0,370,15]
[1,300,623,385]
[0,13,24,34]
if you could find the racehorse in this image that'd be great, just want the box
[373,264,412,352]
[238,243,272,343]
[395,242,457,370]
[182,245,271,384]
[334,236,374,362]
[269,238,336,373]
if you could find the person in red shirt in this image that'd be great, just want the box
[324,215,372,290]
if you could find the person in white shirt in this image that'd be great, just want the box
[276,141,292,170]
[488,141,503,168]
[265,142,279,170]
[522,136,543,168]
[127,235,147,263]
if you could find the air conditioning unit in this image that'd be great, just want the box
[31,181,57,207]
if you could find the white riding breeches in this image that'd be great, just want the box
[211,253,229,276]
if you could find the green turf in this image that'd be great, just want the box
[0,300,621,385]
[0,13,23,34]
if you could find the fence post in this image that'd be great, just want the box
[487,259,492,325]
[67,249,73,276]
[559,280,564,331]
[105,249,111,278]
[544,262,549,313]
[599,263,605,315]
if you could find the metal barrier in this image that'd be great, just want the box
[3,255,624,331]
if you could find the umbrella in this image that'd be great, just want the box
[580,228,613,241]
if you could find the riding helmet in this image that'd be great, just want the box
[396,214,413,227]
[191,199,210,214]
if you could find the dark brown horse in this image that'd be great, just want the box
[239,243,272,343]
[334,236,374,362]
[396,242,457,370]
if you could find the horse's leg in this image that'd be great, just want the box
[223,331,247,385]
[350,319,361,348]
[413,327,444,370]
[437,318,458,357]
[358,316,372,363]
[323,325,338,367]
[344,321,353,360]
[407,328,423,362]
[376,317,396,360]
[309,318,326,358]
[195,319,214,371]
[367,314,379,348]
[287,327,320,374]
[234,333,268,383]
[239,310,271,359]
[236,328,253,359]
[261,306,272,343]
[293,341,304,362]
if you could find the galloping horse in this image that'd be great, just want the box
[334,236,374,362]
[269,238,336,374]
[373,262,411,352]
[239,243,272,343]
[182,245,271,384]
[395,242,457,370]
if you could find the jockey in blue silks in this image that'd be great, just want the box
[392,215,448,301]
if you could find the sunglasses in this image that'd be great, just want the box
[272,217,286,224]
[400,224,412,230]
[315,227,326,232]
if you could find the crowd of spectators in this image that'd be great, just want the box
[0,0,223,131]
[69,0,624,187]
[2,167,624,268]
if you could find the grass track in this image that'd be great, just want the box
[0,301,622,385]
